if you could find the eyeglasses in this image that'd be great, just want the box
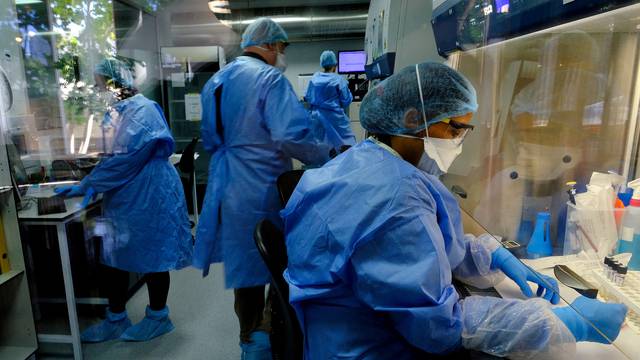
[396,118,475,141]
[440,118,474,139]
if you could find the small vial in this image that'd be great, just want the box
[616,266,628,286]
[604,257,613,277]
[610,261,621,282]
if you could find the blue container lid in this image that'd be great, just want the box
[619,189,634,207]
[537,212,551,220]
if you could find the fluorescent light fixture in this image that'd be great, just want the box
[208,0,231,14]
[211,7,231,14]
[15,0,42,4]
[233,14,367,26]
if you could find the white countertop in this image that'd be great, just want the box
[17,184,101,222]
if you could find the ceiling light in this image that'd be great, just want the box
[15,0,42,4]
[208,0,231,14]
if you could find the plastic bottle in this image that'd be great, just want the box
[527,212,552,259]
[624,179,640,270]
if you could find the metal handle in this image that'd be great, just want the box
[451,185,467,199]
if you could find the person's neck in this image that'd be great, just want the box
[242,51,268,64]
[389,136,421,166]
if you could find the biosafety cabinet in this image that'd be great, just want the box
[431,1,640,358]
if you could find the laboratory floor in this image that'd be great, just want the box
[39,264,241,359]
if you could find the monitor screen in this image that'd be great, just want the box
[338,51,366,73]
[495,0,509,13]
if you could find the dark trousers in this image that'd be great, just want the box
[234,285,271,343]
[104,265,170,313]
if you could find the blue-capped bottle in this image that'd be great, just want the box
[626,180,640,270]
[527,212,553,259]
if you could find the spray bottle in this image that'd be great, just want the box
[527,212,553,259]
[624,179,640,270]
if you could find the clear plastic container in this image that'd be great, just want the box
[563,202,624,258]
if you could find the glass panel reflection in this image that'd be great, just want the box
[444,5,640,358]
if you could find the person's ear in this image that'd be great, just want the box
[403,108,423,132]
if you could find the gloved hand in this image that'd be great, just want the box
[552,296,627,343]
[80,187,98,209]
[491,247,560,304]
[54,185,85,197]
[54,185,97,209]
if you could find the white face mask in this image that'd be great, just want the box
[275,52,287,72]
[97,89,118,108]
[257,45,287,72]
[423,136,463,174]
[414,64,463,174]
[417,152,444,177]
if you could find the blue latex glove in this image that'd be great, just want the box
[54,185,85,197]
[79,187,97,209]
[54,185,97,209]
[491,247,560,304]
[552,296,627,343]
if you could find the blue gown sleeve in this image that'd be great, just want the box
[81,140,161,193]
[338,78,353,108]
[453,233,505,289]
[461,296,576,359]
[349,196,463,354]
[200,80,222,154]
[263,75,331,166]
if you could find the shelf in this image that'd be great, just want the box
[0,345,36,360]
[0,270,23,287]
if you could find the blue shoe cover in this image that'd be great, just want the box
[81,308,131,343]
[240,331,272,360]
[120,305,175,341]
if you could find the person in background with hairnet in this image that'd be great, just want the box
[56,58,192,343]
[193,17,331,359]
[305,50,355,153]
[282,62,628,359]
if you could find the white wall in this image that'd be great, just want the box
[283,39,365,96]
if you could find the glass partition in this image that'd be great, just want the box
[445,3,640,357]
[0,0,369,357]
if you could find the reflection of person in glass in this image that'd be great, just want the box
[55,58,193,342]
[476,32,608,250]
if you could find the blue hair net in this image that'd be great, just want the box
[95,58,134,89]
[320,51,337,68]
[360,62,477,135]
[241,17,288,49]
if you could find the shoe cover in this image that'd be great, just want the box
[81,308,132,343]
[120,305,175,342]
[240,331,272,360]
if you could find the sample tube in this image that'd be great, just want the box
[611,261,621,282]
[616,266,628,286]
[604,256,613,276]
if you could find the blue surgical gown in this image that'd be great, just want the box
[80,94,193,273]
[194,55,331,288]
[282,139,576,359]
[305,72,355,149]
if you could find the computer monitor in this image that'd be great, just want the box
[338,50,366,74]
[495,0,509,13]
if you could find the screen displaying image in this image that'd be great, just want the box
[338,51,366,73]
[496,0,509,13]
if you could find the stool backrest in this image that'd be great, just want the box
[276,170,305,207]
[254,220,303,360]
